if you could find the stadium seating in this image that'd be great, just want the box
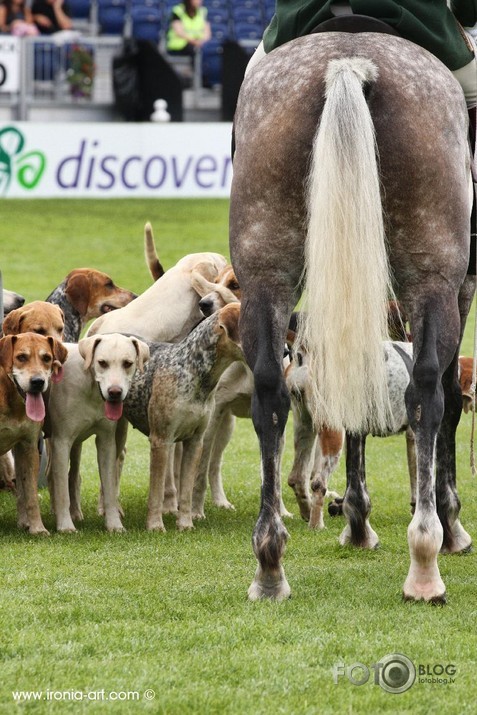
[232,23,262,42]
[202,38,223,86]
[97,0,127,34]
[131,5,162,42]
[55,0,272,90]
[231,7,263,25]
[69,0,92,20]
[207,7,230,27]
[209,21,229,43]
[231,0,258,10]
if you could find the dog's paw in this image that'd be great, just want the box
[57,525,77,534]
[146,519,166,532]
[70,508,84,522]
[29,525,50,536]
[177,518,194,532]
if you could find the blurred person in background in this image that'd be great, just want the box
[166,0,211,58]
[32,0,72,34]
[0,0,39,35]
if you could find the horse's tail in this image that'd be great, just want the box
[297,57,393,433]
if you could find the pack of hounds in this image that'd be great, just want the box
[0,223,474,536]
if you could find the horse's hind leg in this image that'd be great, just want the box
[403,292,462,603]
[240,294,292,601]
[339,433,379,549]
[436,278,474,554]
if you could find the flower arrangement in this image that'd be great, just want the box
[66,44,95,99]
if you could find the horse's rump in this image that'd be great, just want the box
[230,32,470,433]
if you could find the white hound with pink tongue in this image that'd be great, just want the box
[45,333,149,533]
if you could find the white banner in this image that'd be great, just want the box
[0,122,233,198]
[0,37,20,93]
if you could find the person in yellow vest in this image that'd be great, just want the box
[167,0,211,57]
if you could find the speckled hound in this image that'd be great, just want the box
[123,303,243,532]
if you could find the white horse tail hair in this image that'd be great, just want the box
[296,56,393,433]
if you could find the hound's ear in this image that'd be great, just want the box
[53,304,66,333]
[47,337,68,364]
[190,270,217,298]
[78,335,102,370]
[0,335,16,370]
[2,307,24,336]
[191,260,220,283]
[65,272,90,317]
[218,303,241,344]
[131,337,150,372]
[47,337,68,383]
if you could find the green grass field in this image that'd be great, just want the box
[0,200,476,714]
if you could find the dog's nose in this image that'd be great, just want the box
[29,377,45,393]
[107,386,123,401]
[199,298,214,317]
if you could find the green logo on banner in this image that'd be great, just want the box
[0,126,46,195]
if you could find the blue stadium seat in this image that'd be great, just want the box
[232,0,257,8]
[202,38,223,86]
[263,0,274,24]
[131,5,162,42]
[132,0,161,6]
[68,0,91,20]
[233,22,262,42]
[232,7,263,25]
[207,7,229,26]
[204,0,228,10]
[98,0,127,34]
[210,21,229,42]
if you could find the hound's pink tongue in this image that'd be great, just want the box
[105,400,123,421]
[26,392,46,422]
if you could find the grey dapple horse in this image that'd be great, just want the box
[230,31,474,603]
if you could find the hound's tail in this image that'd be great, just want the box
[296,57,393,433]
[144,222,165,281]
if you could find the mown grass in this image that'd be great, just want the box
[0,200,476,714]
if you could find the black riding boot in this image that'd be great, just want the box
[468,106,476,275]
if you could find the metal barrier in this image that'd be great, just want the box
[1,35,122,120]
[0,34,211,120]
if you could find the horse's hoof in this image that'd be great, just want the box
[440,523,472,554]
[403,590,447,606]
[339,524,379,549]
[247,567,291,601]
[402,571,447,604]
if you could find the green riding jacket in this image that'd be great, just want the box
[263,1,477,70]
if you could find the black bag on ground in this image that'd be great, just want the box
[112,38,141,121]
[113,39,183,122]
